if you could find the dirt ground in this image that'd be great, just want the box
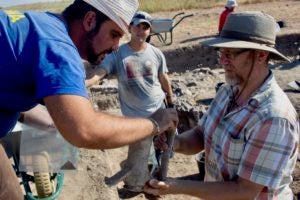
[59,1,300,200]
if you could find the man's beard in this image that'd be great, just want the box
[225,73,243,86]
[85,28,105,65]
[86,38,100,65]
[85,34,113,65]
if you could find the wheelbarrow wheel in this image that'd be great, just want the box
[34,172,53,198]
[32,152,53,198]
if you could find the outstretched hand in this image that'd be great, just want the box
[150,108,178,135]
[144,179,171,196]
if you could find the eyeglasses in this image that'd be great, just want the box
[217,49,250,60]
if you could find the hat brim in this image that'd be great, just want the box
[131,19,151,27]
[201,37,290,62]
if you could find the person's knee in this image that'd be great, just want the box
[0,144,23,200]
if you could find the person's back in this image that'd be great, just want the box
[218,0,237,33]
[0,10,86,136]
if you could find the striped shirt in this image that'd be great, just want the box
[199,71,299,199]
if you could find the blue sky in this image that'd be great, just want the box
[0,0,60,7]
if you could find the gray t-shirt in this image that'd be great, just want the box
[100,43,168,117]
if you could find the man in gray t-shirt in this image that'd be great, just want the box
[100,36,171,117]
[85,11,173,186]
[86,12,173,117]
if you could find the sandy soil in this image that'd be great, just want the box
[58,1,300,200]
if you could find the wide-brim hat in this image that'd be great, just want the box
[83,0,138,34]
[131,11,152,27]
[201,11,290,62]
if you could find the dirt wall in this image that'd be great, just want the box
[163,33,300,73]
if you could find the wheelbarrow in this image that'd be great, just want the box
[147,12,194,45]
[1,123,65,200]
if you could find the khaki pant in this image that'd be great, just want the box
[0,144,23,200]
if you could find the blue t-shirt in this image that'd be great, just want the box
[0,10,88,137]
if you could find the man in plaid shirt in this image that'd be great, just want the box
[145,11,299,200]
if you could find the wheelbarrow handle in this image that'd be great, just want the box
[171,13,194,31]
[184,13,194,18]
[172,12,185,20]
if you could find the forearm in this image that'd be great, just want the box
[159,73,173,104]
[85,68,107,87]
[45,95,157,149]
[85,76,100,87]
[22,104,55,130]
[81,112,156,149]
[173,126,204,155]
[165,179,261,200]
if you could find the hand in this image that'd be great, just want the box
[154,133,168,151]
[166,94,176,108]
[150,108,178,134]
[144,179,172,196]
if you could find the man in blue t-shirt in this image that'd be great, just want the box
[0,0,178,199]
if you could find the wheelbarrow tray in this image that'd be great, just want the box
[151,19,173,33]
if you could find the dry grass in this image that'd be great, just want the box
[139,0,280,13]
[4,0,289,13]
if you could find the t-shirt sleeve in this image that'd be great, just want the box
[35,39,88,99]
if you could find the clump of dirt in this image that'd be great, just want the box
[160,33,300,73]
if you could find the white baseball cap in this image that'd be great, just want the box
[226,0,238,8]
[83,0,139,34]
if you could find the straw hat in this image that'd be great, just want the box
[226,0,238,8]
[201,11,290,62]
[83,0,138,34]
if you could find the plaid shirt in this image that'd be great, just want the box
[199,71,299,199]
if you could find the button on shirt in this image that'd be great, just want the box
[199,71,299,199]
